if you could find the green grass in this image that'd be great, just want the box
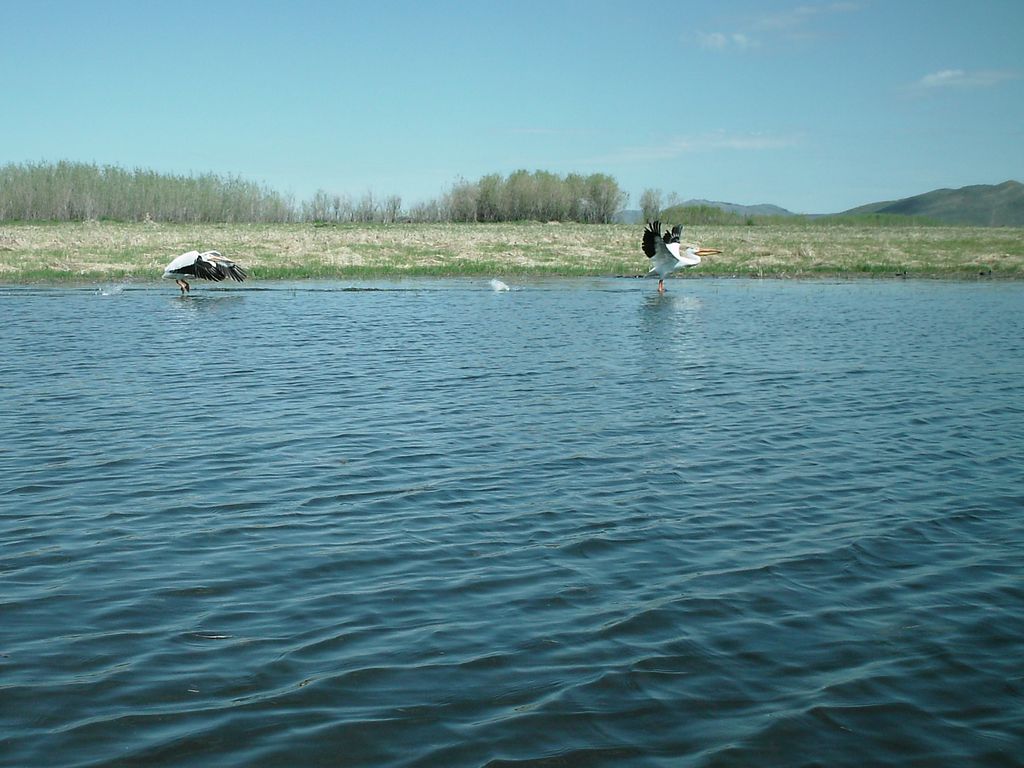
[1,220,1021,283]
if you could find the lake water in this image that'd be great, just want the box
[2,278,1023,767]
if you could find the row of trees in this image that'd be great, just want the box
[302,189,403,223]
[0,161,295,223]
[297,172,629,224]
[0,162,630,224]
[424,170,628,223]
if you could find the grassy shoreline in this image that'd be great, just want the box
[1,220,1022,282]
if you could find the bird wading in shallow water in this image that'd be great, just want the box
[641,221,721,292]
[162,250,247,294]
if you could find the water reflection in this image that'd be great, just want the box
[639,290,706,351]
[167,293,245,313]
[641,290,704,312]
[635,290,710,413]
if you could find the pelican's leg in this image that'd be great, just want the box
[658,279,665,293]
[176,279,190,294]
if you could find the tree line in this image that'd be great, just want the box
[0,161,629,225]
[417,170,627,223]
[0,161,295,223]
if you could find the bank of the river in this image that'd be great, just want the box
[1,221,1021,281]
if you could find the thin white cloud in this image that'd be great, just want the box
[695,2,862,52]
[595,132,801,164]
[696,30,750,52]
[757,2,862,33]
[697,31,756,51]
[918,68,1020,89]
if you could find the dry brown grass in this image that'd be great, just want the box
[0,220,1021,281]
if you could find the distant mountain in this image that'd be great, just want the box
[615,181,1024,227]
[840,181,1024,227]
[681,199,797,218]
[614,200,794,224]
[613,209,643,224]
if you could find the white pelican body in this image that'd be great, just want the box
[163,250,247,294]
[641,221,720,292]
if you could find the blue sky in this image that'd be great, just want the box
[3,0,1022,213]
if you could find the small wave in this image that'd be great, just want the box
[3,278,1023,768]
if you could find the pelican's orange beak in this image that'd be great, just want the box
[696,248,723,257]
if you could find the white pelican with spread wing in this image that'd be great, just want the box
[163,250,247,294]
[641,221,721,292]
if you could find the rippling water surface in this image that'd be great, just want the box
[2,278,1023,767]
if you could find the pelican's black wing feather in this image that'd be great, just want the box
[642,220,662,258]
[206,254,246,282]
[225,263,247,282]
[192,256,226,282]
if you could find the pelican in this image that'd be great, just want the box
[641,221,721,292]
[163,250,247,294]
